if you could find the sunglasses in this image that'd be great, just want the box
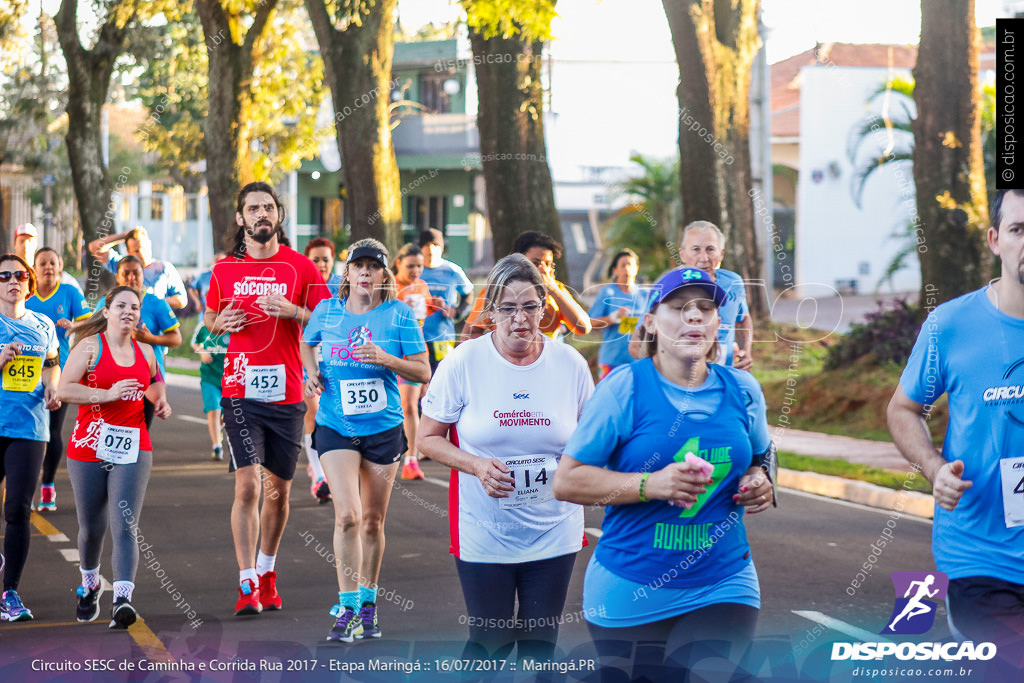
[0,270,30,283]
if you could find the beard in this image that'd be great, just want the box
[245,218,279,245]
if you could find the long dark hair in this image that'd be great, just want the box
[72,286,141,346]
[607,248,638,279]
[231,181,291,258]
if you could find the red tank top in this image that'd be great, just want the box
[67,333,152,462]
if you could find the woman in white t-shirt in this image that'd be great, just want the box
[419,254,595,662]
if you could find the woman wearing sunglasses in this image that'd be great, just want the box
[419,254,595,663]
[0,254,60,622]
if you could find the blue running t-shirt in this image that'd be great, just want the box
[900,287,1024,585]
[304,298,426,436]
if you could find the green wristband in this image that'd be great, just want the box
[638,472,650,502]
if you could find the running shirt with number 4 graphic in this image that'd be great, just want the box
[304,297,425,436]
[207,246,331,404]
[0,310,57,442]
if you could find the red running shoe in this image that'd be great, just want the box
[259,571,282,611]
[234,579,262,616]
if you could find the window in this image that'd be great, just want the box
[409,195,449,232]
[418,73,451,113]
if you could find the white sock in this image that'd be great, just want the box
[256,552,276,576]
[80,567,100,591]
[306,434,326,480]
[240,568,258,587]
[112,580,134,601]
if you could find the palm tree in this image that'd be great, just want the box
[604,154,680,280]
[846,76,995,290]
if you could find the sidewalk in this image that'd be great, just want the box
[776,428,912,472]
[773,428,932,518]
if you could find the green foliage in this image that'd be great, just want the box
[136,0,328,187]
[0,0,29,47]
[824,299,923,370]
[603,154,679,280]
[460,0,557,41]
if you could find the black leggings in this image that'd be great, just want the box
[41,403,69,485]
[587,602,758,683]
[455,553,576,662]
[0,437,45,591]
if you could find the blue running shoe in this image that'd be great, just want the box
[1,590,33,622]
[326,607,363,643]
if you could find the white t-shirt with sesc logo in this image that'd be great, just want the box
[422,332,595,564]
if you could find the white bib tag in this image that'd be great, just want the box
[245,364,286,402]
[999,456,1024,528]
[96,424,141,465]
[498,454,557,509]
[340,378,386,415]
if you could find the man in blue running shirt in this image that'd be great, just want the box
[889,189,1024,668]
[629,221,754,369]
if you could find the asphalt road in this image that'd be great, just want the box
[0,380,1012,683]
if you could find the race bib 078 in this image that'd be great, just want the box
[96,424,141,465]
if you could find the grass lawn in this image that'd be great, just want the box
[779,451,932,495]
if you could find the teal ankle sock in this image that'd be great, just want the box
[359,585,376,606]
[340,590,359,611]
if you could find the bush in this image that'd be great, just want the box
[824,299,924,370]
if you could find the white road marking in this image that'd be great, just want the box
[584,527,604,538]
[792,610,892,643]
[47,533,70,543]
[176,415,209,426]
[59,548,80,563]
[780,488,933,525]
[422,476,450,489]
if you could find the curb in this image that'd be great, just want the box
[779,468,934,520]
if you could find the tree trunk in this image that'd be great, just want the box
[306,0,402,255]
[663,0,764,318]
[54,0,130,297]
[196,0,279,253]
[469,29,566,280]
[912,0,988,304]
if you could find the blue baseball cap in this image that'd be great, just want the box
[647,267,728,311]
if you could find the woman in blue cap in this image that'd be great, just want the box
[554,267,776,680]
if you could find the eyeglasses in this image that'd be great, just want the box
[494,302,544,317]
[0,270,30,283]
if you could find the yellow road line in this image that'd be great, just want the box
[28,512,176,664]
[3,620,97,629]
[129,619,177,663]
[30,511,60,536]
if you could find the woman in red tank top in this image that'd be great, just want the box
[57,286,171,629]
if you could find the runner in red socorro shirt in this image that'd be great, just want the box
[59,285,172,629]
[204,182,331,616]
